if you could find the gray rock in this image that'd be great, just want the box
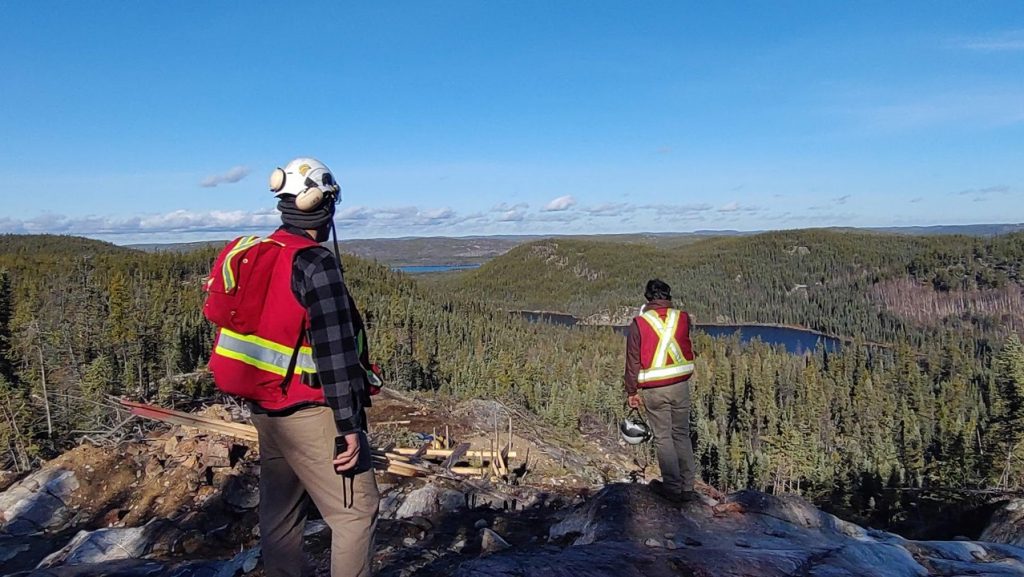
[214,547,261,577]
[0,469,79,536]
[983,498,1024,547]
[394,482,466,519]
[465,484,1024,577]
[303,520,330,538]
[38,519,174,566]
[480,528,511,555]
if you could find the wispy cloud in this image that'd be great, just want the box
[543,195,577,212]
[909,197,924,204]
[835,89,1024,131]
[960,30,1024,52]
[490,202,529,213]
[956,185,1011,202]
[834,194,851,205]
[200,166,251,188]
[0,209,279,236]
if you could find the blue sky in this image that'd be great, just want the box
[1,1,1022,243]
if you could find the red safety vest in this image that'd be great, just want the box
[636,307,695,388]
[207,228,327,411]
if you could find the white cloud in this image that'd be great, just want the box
[336,206,371,220]
[543,195,577,212]
[834,195,851,205]
[490,202,529,213]
[200,166,251,188]
[961,30,1024,52]
[497,209,526,222]
[719,201,740,212]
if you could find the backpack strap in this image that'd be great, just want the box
[279,317,308,394]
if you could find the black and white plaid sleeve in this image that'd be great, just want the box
[292,246,366,435]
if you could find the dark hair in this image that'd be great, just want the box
[645,279,671,301]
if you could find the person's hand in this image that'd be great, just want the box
[627,394,642,409]
[333,432,361,473]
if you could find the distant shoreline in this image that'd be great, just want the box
[514,309,893,349]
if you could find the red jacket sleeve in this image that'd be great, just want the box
[624,319,641,395]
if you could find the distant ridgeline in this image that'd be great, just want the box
[429,229,1024,344]
[2,231,1024,510]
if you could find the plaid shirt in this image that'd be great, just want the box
[282,226,367,435]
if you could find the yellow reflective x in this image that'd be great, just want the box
[638,309,694,383]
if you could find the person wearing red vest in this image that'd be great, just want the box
[209,158,379,577]
[624,279,699,504]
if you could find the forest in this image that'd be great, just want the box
[1,230,1023,517]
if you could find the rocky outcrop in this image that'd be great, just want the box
[455,484,1024,577]
[0,469,80,536]
[982,498,1024,547]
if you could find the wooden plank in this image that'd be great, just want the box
[120,399,258,442]
[412,441,431,460]
[121,400,429,478]
[441,442,471,471]
[393,448,519,459]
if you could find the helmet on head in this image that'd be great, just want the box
[620,411,653,445]
[269,157,341,212]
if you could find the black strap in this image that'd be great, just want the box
[279,318,307,394]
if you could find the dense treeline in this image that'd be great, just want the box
[0,234,624,469]
[431,230,1024,344]
[1,231,1024,506]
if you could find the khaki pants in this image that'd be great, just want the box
[252,406,380,577]
[643,381,696,493]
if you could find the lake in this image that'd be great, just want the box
[517,311,841,354]
[395,264,482,274]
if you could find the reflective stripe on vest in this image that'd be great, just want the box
[215,328,317,377]
[220,236,285,293]
[638,309,695,383]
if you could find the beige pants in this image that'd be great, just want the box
[643,381,696,493]
[252,406,380,577]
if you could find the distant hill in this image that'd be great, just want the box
[850,223,1024,237]
[0,234,131,256]
[429,229,1024,343]
[123,224,1023,264]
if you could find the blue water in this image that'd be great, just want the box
[517,311,841,354]
[697,324,840,354]
[395,264,481,274]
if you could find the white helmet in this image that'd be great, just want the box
[269,157,341,212]
[620,412,653,445]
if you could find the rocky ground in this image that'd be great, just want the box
[4,390,1024,576]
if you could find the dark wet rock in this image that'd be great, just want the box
[221,476,259,511]
[456,484,1024,577]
